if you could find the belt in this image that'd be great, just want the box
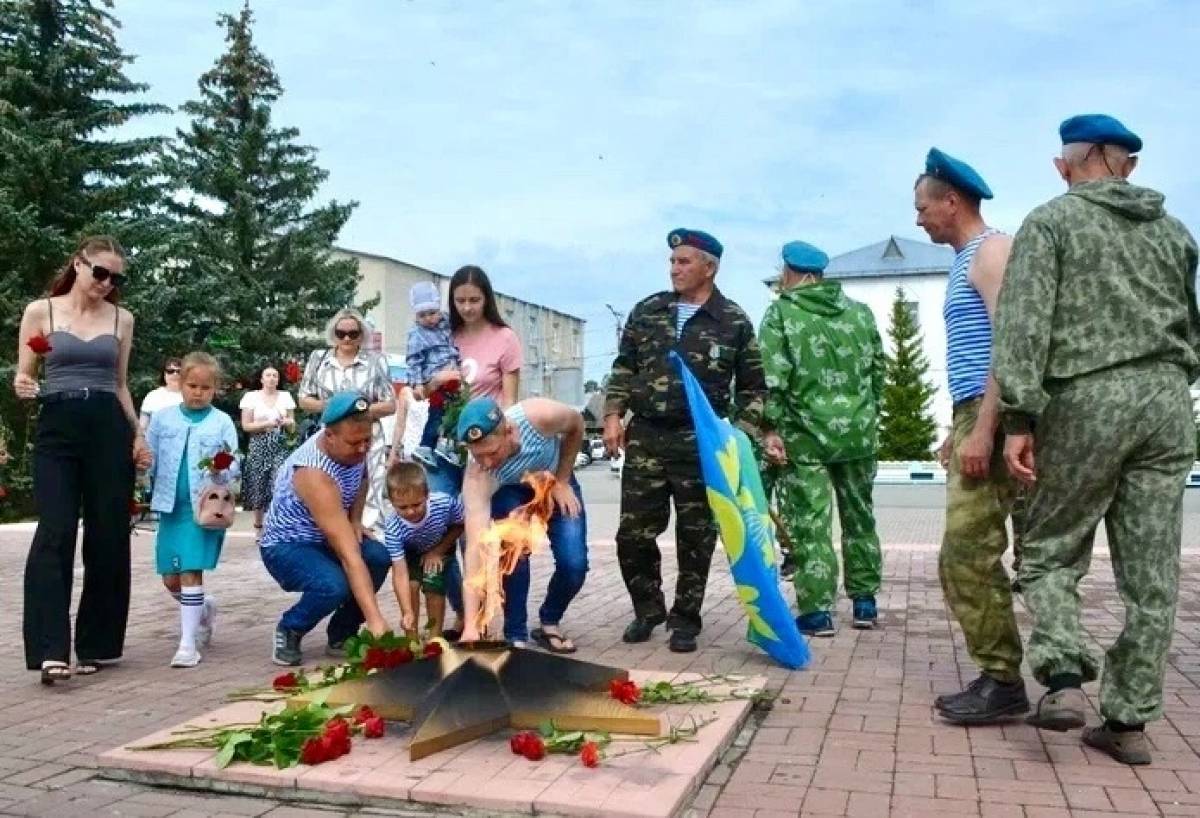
[39,387,115,404]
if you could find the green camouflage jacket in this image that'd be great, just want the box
[604,287,766,437]
[759,280,884,463]
[994,179,1200,430]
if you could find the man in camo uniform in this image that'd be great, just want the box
[995,114,1199,765]
[603,228,766,654]
[759,240,885,637]
[916,147,1028,725]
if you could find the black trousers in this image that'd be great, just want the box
[23,392,134,669]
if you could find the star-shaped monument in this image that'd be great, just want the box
[291,641,662,759]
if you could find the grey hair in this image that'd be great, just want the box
[699,250,720,272]
[324,308,370,346]
[1062,142,1131,168]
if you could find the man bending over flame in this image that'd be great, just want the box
[456,396,588,651]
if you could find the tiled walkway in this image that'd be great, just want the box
[1,490,1199,816]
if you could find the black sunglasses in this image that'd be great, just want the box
[165,367,181,374]
[334,328,362,340]
[79,257,127,289]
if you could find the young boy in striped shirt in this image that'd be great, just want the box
[384,461,464,638]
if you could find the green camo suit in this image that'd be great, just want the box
[759,279,885,616]
[994,179,1200,725]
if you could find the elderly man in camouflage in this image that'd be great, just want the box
[994,114,1199,765]
[915,148,1029,725]
[603,228,766,654]
[759,241,885,637]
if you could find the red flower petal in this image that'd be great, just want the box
[362,716,385,739]
[580,741,601,767]
[26,333,52,355]
[272,672,298,691]
[422,642,443,659]
[211,451,234,470]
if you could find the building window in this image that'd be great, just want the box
[902,300,920,329]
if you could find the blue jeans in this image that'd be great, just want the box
[494,477,589,642]
[261,537,391,644]
[420,404,445,448]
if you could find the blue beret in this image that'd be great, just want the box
[782,240,829,274]
[1059,114,1142,153]
[924,148,993,201]
[667,228,723,259]
[322,391,370,426]
[456,397,504,443]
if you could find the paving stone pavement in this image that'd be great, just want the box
[2,477,1200,817]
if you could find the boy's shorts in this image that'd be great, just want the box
[405,550,447,594]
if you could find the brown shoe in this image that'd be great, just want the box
[1082,725,1152,765]
[1026,688,1087,731]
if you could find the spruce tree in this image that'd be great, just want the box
[878,286,938,460]
[158,2,361,393]
[0,0,168,515]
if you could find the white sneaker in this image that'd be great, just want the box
[197,597,217,649]
[171,647,201,668]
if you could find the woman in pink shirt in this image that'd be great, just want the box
[436,265,522,640]
[447,266,522,407]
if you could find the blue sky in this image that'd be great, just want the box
[114,1,1200,381]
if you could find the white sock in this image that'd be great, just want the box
[179,585,205,652]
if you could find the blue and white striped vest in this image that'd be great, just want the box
[943,228,1000,404]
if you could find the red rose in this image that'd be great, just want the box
[580,741,601,768]
[422,642,443,659]
[393,647,414,665]
[211,450,235,470]
[362,716,385,739]
[521,733,545,761]
[509,734,526,755]
[352,705,377,725]
[272,672,299,691]
[284,360,302,384]
[428,391,446,410]
[319,732,347,760]
[362,646,387,670]
[441,377,461,394]
[26,333,52,355]
[128,498,143,516]
[609,679,640,705]
[300,737,326,765]
[324,717,350,742]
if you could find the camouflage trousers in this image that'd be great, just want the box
[1020,363,1194,724]
[773,457,881,615]
[616,420,717,633]
[940,397,1024,683]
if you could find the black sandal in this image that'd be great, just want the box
[531,628,577,654]
[40,661,71,686]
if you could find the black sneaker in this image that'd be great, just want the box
[935,674,1029,724]
[622,616,665,644]
[668,630,697,653]
[272,627,303,667]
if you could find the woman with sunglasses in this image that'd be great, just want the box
[12,235,151,685]
[298,309,395,552]
[139,357,184,431]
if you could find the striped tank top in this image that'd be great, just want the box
[943,228,1000,404]
[260,432,366,547]
[489,405,561,487]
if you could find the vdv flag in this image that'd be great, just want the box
[671,352,809,669]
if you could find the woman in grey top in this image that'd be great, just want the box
[12,235,150,685]
[298,308,395,538]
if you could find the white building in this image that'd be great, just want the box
[334,248,586,405]
[768,235,957,435]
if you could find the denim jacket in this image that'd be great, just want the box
[146,405,241,515]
